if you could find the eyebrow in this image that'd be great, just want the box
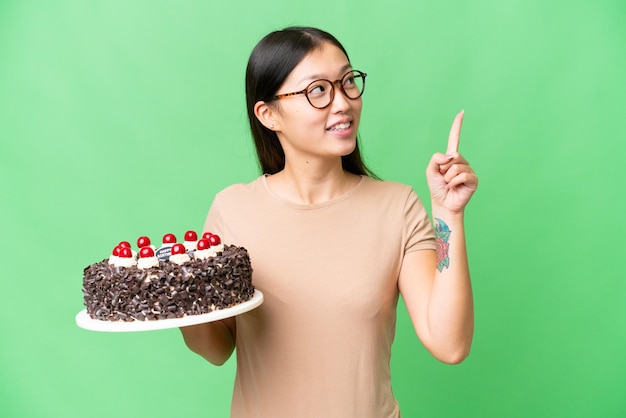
[299,63,353,84]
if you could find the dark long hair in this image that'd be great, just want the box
[245,26,377,178]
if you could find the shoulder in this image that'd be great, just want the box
[358,177,430,219]
[205,176,266,229]
[214,176,265,202]
[360,176,419,201]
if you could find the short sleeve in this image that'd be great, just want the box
[202,193,225,237]
[403,190,436,253]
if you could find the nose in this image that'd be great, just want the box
[330,82,351,112]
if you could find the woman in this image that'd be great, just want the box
[180,26,478,418]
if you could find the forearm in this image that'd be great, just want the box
[426,207,474,362]
[179,318,236,365]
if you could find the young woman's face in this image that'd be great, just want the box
[271,42,363,164]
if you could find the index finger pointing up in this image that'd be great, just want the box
[447,110,464,154]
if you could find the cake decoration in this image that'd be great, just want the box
[114,246,137,268]
[137,235,154,249]
[156,233,177,261]
[137,246,159,269]
[208,234,221,246]
[108,245,122,265]
[169,243,191,265]
[194,238,212,260]
[119,240,137,255]
[183,230,199,251]
[198,232,224,256]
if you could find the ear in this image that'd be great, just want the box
[254,101,279,131]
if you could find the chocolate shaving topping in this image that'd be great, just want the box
[82,245,254,322]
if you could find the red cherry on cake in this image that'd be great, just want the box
[139,247,155,258]
[202,232,214,241]
[119,247,133,258]
[137,236,151,248]
[118,241,131,248]
[112,245,122,256]
[171,243,186,255]
[197,238,211,250]
[208,234,221,246]
[185,230,198,241]
[162,233,177,244]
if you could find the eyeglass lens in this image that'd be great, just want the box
[306,71,365,109]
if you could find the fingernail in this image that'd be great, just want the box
[445,154,454,160]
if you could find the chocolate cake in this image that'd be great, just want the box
[82,242,254,322]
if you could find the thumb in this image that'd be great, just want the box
[426,153,452,178]
[427,152,453,169]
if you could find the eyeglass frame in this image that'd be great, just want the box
[267,70,367,109]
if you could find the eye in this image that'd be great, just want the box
[343,74,358,89]
[307,82,327,96]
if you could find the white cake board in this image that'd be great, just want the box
[76,289,263,332]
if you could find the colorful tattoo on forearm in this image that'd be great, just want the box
[434,218,451,272]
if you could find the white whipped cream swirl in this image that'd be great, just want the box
[137,256,159,269]
[183,240,197,251]
[169,253,191,265]
[113,257,137,268]
[193,244,224,260]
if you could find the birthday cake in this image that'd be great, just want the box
[82,231,255,322]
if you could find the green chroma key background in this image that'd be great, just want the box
[1,1,624,417]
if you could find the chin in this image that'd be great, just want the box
[336,137,357,157]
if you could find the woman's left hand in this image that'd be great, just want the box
[426,110,478,214]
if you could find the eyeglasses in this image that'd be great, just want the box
[269,70,367,109]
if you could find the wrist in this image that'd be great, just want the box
[431,204,465,221]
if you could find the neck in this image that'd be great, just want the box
[268,159,360,205]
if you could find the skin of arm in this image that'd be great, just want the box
[399,111,477,364]
[398,211,473,364]
[179,317,237,365]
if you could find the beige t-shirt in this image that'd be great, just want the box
[205,175,436,418]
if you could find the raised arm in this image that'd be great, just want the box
[398,110,478,364]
